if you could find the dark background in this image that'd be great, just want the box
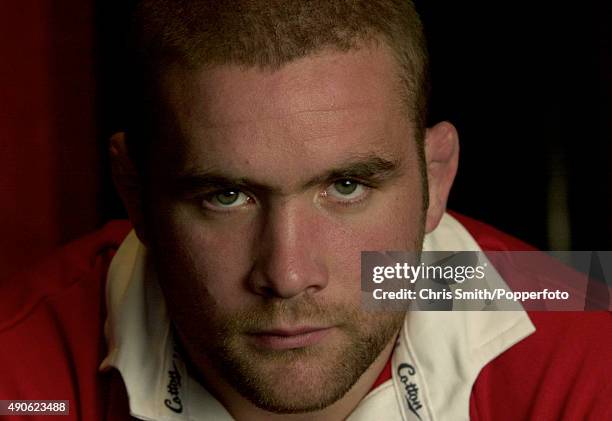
[1,1,610,281]
[418,1,612,252]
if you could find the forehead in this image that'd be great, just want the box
[157,44,413,183]
[164,43,405,123]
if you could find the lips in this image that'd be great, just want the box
[257,326,328,336]
[248,326,333,350]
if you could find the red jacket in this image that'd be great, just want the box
[0,214,610,420]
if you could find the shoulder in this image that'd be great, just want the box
[449,213,612,419]
[448,211,538,251]
[471,311,612,420]
[0,220,131,326]
[0,219,132,337]
[0,220,131,408]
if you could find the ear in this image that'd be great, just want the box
[424,121,459,233]
[109,132,148,245]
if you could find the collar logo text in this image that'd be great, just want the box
[397,363,423,420]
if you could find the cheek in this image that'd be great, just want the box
[331,187,423,251]
[151,207,259,312]
[320,188,424,293]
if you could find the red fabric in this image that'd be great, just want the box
[0,0,99,283]
[469,312,612,420]
[1,214,611,420]
[457,212,612,420]
[448,210,539,252]
[0,220,131,420]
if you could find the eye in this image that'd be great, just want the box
[324,179,368,202]
[203,189,251,210]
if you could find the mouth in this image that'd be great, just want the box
[247,326,333,350]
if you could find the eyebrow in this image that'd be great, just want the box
[169,154,402,196]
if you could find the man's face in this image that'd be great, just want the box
[145,44,426,413]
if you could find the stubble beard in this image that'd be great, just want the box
[197,297,406,414]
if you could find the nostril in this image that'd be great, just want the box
[259,285,277,298]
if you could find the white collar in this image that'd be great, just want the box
[100,213,535,421]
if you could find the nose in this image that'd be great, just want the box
[248,199,329,299]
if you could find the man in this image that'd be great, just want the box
[1,1,610,420]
